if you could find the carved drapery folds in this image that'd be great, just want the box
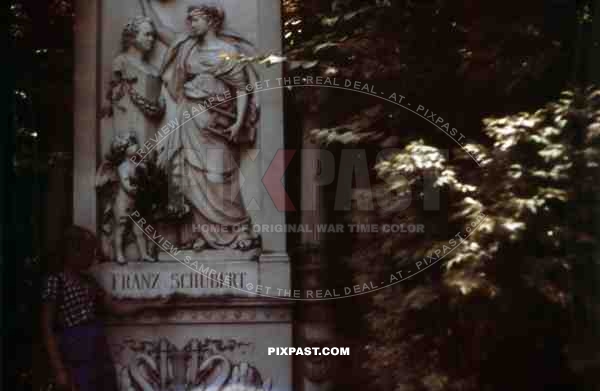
[98,3,266,263]
[76,1,291,390]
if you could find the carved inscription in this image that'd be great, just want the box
[111,271,248,292]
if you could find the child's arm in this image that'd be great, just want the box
[40,302,66,373]
[41,302,76,390]
[40,275,71,389]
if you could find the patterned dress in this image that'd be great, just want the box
[42,272,118,391]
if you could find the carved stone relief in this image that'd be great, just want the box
[105,15,165,141]
[105,307,292,325]
[138,0,262,255]
[96,132,158,264]
[97,3,269,264]
[113,337,271,391]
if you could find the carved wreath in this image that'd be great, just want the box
[106,76,166,119]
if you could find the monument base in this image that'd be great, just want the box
[104,305,293,391]
[91,251,290,300]
[92,252,293,391]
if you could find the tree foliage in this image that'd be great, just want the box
[10,2,75,390]
[283,0,598,390]
[345,89,600,390]
[284,0,578,147]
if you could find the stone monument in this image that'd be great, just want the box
[73,1,292,390]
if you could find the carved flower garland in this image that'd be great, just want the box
[107,76,166,119]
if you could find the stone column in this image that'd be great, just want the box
[73,0,99,232]
[295,247,337,391]
[294,114,337,391]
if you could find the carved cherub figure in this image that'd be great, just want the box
[96,132,156,264]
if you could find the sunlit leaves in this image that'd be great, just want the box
[333,88,600,390]
[283,0,593,387]
[10,2,30,40]
[309,104,384,145]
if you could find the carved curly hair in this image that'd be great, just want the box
[187,4,225,31]
[106,131,138,165]
[121,15,154,52]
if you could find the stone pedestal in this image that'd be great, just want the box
[90,251,292,391]
[104,304,292,391]
[74,1,291,390]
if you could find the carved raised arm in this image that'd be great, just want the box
[139,0,176,45]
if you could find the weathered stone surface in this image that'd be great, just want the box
[92,259,258,299]
[91,250,291,300]
[106,324,291,391]
[74,1,291,390]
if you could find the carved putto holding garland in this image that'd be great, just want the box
[98,15,170,264]
[96,132,157,264]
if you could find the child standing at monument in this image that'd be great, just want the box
[40,226,168,391]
